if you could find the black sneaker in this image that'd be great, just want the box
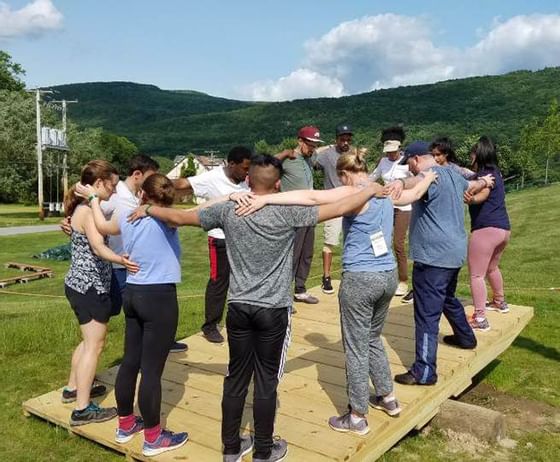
[204,329,225,343]
[62,384,107,404]
[321,276,335,294]
[442,335,477,349]
[169,341,188,353]
[70,402,117,426]
[394,371,436,386]
[401,289,414,304]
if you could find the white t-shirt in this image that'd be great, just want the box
[370,156,413,211]
[100,180,140,268]
[189,166,249,239]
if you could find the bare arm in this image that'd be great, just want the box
[90,198,121,235]
[464,187,491,205]
[275,149,297,161]
[75,183,120,236]
[392,170,438,206]
[128,192,254,226]
[235,186,380,216]
[83,212,139,273]
[466,175,494,194]
[318,183,380,223]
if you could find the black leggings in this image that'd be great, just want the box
[115,283,178,428]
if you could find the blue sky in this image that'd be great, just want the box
[2,0,560,100]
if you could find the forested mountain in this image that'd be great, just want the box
[51,68,560,155]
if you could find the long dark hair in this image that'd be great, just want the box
[64,160,118,217]
[471,136,498,172]
[430,137,458,164]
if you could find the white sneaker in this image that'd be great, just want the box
[395,282,408,296]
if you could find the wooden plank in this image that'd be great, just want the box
[22,295,533,462]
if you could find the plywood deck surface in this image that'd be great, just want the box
[23,282,533,461]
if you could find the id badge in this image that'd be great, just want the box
[370,230,388,257]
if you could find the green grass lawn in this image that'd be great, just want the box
[0,204,62,227]
[1,186,559,461]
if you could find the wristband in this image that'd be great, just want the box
[88,194,98,202]
[145,204,153,216]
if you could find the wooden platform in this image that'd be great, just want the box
[23,282,533,461]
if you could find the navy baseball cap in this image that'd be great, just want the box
[335,123,353,136]
[399,141,430,164]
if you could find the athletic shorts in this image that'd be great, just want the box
[65,285,112,325]
[323,217,343,246]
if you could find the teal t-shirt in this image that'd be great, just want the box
[409,166,469,269]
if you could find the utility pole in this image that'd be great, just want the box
[51,99,78,197]
[204,150,220,166]
[32,89,53,219]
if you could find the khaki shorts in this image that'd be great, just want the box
[323,217,343,246]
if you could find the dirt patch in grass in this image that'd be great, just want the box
[460,382,560,435]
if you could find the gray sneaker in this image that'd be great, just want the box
[253,438,288,462]
[223,435,254,462]
[486,300,509,314]
[328,412,370,436]
[293,292,319,304]
[469,316,491,332]
[369,395,402,417]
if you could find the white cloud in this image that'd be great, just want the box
[0,0,63,39]
[239,68,344,102]
[240,13,560,101]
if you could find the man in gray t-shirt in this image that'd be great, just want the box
[134,154,383,461]
[198,202,318,309]
[275,125,324,305]
[313,123,353,294]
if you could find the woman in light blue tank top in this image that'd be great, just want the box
[77,173,189,454]
[327,151,437,434]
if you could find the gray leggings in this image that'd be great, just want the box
[338,270,398,414]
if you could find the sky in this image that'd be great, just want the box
[2,0,560,101]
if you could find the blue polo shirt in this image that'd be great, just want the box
[119,213,181,284]
[409,166,469,269]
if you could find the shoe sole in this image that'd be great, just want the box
[401,298,413,304]
[143,436,188,457]
[169,348,188,353]
[115,429,144,444]
[293,298,319,304]
[61,388,108,404]
[471,325,491,332]
[229,442,254,462]
[321,288,335,294]
[203,334,224,343]
[486,307,509,314]
[328,422,370,436]
[369,402,401,417]
[70,412,117,427]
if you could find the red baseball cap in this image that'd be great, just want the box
[298,126,323,143]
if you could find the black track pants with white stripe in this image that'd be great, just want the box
[221,303,290,459]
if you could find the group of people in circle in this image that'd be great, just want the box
[59,123,510,461]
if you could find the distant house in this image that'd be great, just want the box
[166,155,225,180]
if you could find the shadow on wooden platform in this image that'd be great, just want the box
[23,282,533,461]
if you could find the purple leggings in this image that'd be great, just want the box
[468,227,511,318]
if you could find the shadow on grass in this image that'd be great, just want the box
[513,336,560,362]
